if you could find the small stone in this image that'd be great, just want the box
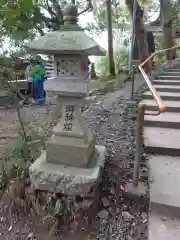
[8,225,12,231]
[143,218,148,224]
[130,136,134,141]
[97,210,109,219]
[110,186,115,195]
[120,185,125,191]
[141,212,147,220]
[108,207,114,214]
[131,222,136,227]
[27,233,34,240]
[100,117,105,122]
[24,177,31,186]
[101,196,110,207]
[141,154,147,162]
[0,217,5,222]
[161,217,167,221]
[116,207,120,214]
[122,211,132,221]
[70,221,78,233]
[142,167,147,173]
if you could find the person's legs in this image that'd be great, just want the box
[32,82,36,101]
[33,81,38,101]
[36,80,45,105]
[27,82,32,95]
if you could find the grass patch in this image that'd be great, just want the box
[96,72,130,94]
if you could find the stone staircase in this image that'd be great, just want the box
[141,67,180,239]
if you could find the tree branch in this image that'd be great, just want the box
[78,0,93,16]
[2,69,28,142]
[43,0,56,18]
[35,25,45,35]
[51,0,63,22]
[125,0,143,19]
[42,15,54,29]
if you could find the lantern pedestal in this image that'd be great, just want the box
[29,145,105,195]
[46,96,96,168]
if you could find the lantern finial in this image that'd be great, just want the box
[63,3,78,25]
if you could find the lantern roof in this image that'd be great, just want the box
[25,3,106,56]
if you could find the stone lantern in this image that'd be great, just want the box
[26,3,106,196]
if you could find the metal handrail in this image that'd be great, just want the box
[132,45,180,188]
[138,45,180,114]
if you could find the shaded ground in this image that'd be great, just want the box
[0,74,148,239]
[83,77,148,240]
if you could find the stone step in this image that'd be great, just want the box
[144,127,180,156]
[153,79,180,85]
[153,85,180,92]
[159,71,180,76]
[144,112,180,128]
[157,75,180,80]
[149,210,180,240]
[143,91,180,101]
[141,99,180,112]
[168,68,180,72]
[149,155,180,212]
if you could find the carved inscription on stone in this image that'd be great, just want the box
[63,104,75,131]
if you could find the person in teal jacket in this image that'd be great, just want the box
[31,60,46,105]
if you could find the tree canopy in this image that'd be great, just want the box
[1,0,180,63]
[91,0,130,31]
[1,0,180,42]
[0,0,93,43]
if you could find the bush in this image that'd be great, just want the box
[95,46,129,78]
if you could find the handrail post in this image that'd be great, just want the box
[131,65,135,100]
[170,47,172,67]
[132,103,145,187]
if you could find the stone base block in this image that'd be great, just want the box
[46,132,95,168]
[29,145,106,196]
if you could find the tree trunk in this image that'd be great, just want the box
[126,0,151,72]
[106,0,116,76]
[160,0,174,60]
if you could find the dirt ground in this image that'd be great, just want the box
[0,74,148,239]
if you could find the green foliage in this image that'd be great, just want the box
[0,125,46,191]
[0,137,30,192]
[54,196,77,219]
[95,46,129,77]
[0,0,41,41]
[96,80,116,94]
[114,47,129,74]
[43,195,78,228]
[94,44,129,93]
[0,0,93,45]
[95,55,109,77]
[92,1,130,31]
[172,0,180,27]
[7,137,32,163]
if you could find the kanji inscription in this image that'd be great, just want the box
[63,104,75,131]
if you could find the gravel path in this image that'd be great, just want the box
[0,74,149,239]
[82,77,148,240]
